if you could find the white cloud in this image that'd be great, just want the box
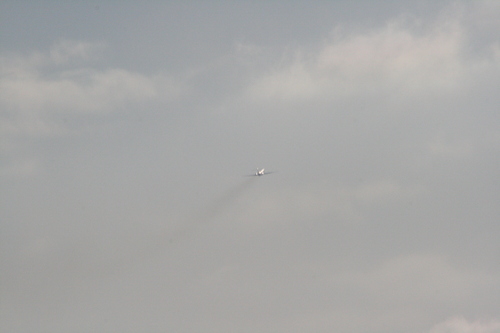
[48,40,102,64]
[0,158,38,179]
[234,41,263,57]
[1,43,178,115]
[353,180,403,203]
[227,180,420,235]
[355,254,497,303]
[246,11,498,103]
[429,134,473,158]
[1,67,157,115]
[227,253,499,333]
[247,59,319,101]
[427,317,500,333]
[0,40,183,179]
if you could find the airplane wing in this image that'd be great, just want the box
[243,168,277,177]
[242,171,277,176]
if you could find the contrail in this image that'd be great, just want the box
[136,177,257,252]
[62,178,258,279]
[165,177,257,245]
[203,177,256,220]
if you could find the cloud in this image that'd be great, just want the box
[427,317,500,333]
[429,134,473,158]
[270,254,500,332]
[0,158,38,179]
[0,40,181,139]
[48,40,102,65]
[354,254,498,304]
[2,67,158,114]
[224,179,421,236]
[0,40,183,178]
[246,10,498,103]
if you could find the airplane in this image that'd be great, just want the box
[246,168,275,176]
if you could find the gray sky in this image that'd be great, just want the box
[1,1,499,332]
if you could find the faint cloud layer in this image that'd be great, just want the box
[427,317,500,333]
[247,13,498,102]
[1,1,499,332]
[0,40,182,178]
[234,180,421,232]
[356,254,497,303]
[48,40,102,64]
[0,158,38,179]
[0,40,181,139]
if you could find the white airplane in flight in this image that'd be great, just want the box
[247,168,275,176]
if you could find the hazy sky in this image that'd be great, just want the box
[1,1,499,332]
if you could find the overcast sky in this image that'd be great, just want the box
[1,1,500,332]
